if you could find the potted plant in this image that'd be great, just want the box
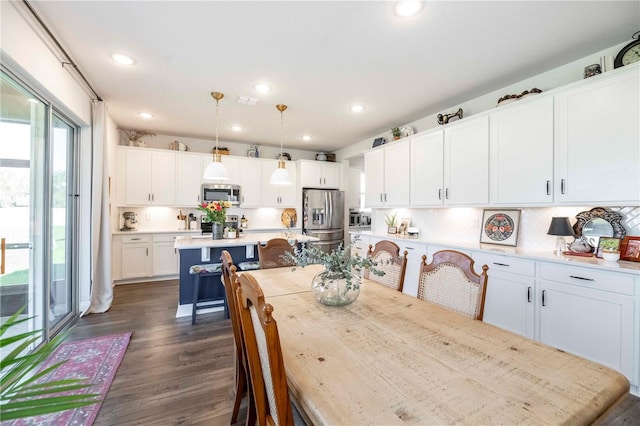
[385,212,397,234]
[285,237,385,306]
[119,129,156,147]
[600,238,621,261]
[226,227,237,239]
[391,127,402,140]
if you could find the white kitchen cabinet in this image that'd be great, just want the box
[261,159,297,207]
[538,263,635,382]
[121,147,176,206]
[490,96,554,204]
[554,68,640,204]
[472,252,535,338]
[298,160,341,189]
[443,115,489,205]
[410,131,444,206]
[346,167,362,208]
[152,234,179,276]
[364,140,410,207]
[201,154,243,185]
[397,241,427,298]
[176,153,203,206]
[239,158,262,207]
[120,234,152,279]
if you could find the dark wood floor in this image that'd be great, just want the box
[70,280,640,425]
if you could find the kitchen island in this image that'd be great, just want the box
[173,232,318,318]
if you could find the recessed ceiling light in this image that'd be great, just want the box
[111,53,136,65]
[302,135,311,141]
[350,104,365,113]
[394,1,422,17]
[139,112,153,119]
[232,125,242,132]
[254,84,271,94]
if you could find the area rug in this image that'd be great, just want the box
[3,331,132,426]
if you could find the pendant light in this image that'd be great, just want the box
[203,91,230,181]
[270,104,292,185]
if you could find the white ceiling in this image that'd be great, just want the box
[29,1,639,152]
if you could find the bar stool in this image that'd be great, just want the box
[189,263,227,325]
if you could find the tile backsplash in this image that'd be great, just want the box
[372,206,640,251]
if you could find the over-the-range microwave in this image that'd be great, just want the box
[201,184,240,205]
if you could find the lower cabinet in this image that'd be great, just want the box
[120,235,152,279]
[538,263,635,383]
[152,235,179,276]
[398,241,427,298]
[115,233,181,281]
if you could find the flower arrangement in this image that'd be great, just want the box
[197,200,232,224]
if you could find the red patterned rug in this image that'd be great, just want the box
[3,332,132,426]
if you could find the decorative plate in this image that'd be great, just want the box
[281,208,297,227]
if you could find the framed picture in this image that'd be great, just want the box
[398,219,410,235]
[596,237,621,258]
[620,236,640,262]
[387,226,397,234]
[372,137,386,148]
[479,209,521,247]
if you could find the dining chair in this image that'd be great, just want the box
[417,250,489,320]
[257,238,296,269]
[235,272,306,426]
[220,250,255,425]
[364,240,408,292]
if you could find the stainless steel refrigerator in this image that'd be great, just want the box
[302,189,345,254]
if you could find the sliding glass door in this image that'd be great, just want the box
[0,69,78,347]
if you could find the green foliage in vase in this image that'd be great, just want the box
[285,236,385,291]
[1,307,100,420]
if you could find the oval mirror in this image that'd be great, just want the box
[582,218,614,248]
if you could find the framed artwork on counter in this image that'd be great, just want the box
[480,209,521,247]
[620,236,640,262]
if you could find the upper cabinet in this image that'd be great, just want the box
[298,160,341,189]
[119,147,176,206]
[364,140,410,207]
[261,159,297,207]
[411,131,444,206]
[176,153,203,207]
[346,167,362,208]
[490,96,554,204]
[443,115,489,205]
[554,69,639,204]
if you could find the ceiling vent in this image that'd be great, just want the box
[237,95,260,106]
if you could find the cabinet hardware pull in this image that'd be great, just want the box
[405,247,415,250]
[493,262,510,267]
[438,189,442,200]
[561,179,566,194]
[527,286,531,303]
[445,188,449,199]
[569,275,594,281]
[148,193,151,201]
[384,193,387,202]
[380,193,383,202]
[131,238,141,241]
[320,178,322,185]
[146,248,149,256]
[152,193,155,201]
[546,180,550,195]
[542,289,546,306]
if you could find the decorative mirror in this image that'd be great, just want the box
[572,207,626,249]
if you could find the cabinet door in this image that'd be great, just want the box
[240,158,262,207]
[383,141,410,206]
[322,162,341,189]
[261,159,282,206]
[490,96,553,204]
[483,270,535,338]
[299,161,323,188]
[539,280,634,381]
[152,241,178,276]
[150,151,176,205]
[411,131,444,206]
[277,161,298,206]
[444,116,489,205]
[176,154,203,206]
[221,155,243,185]
[121,243,151,279]
[399,242,427,298]
[555,70,640,204]
[364,149,385,207]
[125,149,153,205]
[346,168,362,208]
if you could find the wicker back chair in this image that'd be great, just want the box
[364,240,408,292]
[220,250,254,424]
[417,250,489,320]
[258,238,296,269]
[235,272,297,426]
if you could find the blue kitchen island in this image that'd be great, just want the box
[173,232,317,318]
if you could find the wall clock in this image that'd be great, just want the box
[281,208,297,227]
[614,31,640,68]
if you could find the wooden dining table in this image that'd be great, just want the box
[244,266,630,425]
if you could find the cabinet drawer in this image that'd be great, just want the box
[121,234,152,244]
[540,263,634,295]
[472,252,535,277]
[153,234,178,243]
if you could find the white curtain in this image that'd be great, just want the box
[83,100,113,315]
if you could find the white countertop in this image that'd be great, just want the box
[358,231,640,274]
[174,232,317,250]
[113,227,301,236]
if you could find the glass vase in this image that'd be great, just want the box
[211,222,224,240]
[311,269,360,306]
